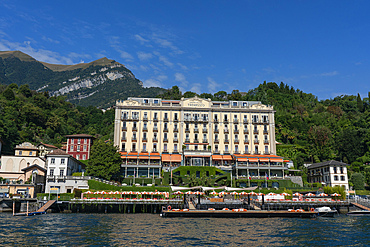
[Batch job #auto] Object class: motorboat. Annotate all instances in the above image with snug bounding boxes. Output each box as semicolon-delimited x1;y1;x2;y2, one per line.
347;210;370;216
314;206;338;217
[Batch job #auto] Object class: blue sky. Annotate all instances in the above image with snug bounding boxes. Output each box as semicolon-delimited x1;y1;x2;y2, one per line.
0;1;369;99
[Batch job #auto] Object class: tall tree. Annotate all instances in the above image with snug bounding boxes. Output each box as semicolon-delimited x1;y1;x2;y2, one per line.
86;140;122;181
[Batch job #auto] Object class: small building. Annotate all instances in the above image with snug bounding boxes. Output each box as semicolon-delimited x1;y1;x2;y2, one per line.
45;149;87;193
37;142;58;158
65;134;94;160
307;160;349;191
0;142;45;182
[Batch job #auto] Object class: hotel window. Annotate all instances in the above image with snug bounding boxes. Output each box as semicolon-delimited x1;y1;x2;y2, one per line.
84;138;87;143
76;155;80;160
193;113;199;121
203;145;207;150
333;167;337;173
61;159;65;164
60;170;64;176
154;112;158;120
255;146;258;154
224;114;228;121
234;124;238;130
245;146;249;153
235;145;238;152
244;134;248;140
174;123;178;130
144;99;149;104
164;133;168;140
194;145;198;150
224;124;228;131
254;125;258;132
164;113;168;119
143;133;147;139
265;146;268;153
186;144;189;150
215;134;218;140
214;114;218;121
174;133;178;140
133;133;137;140
77;145;80;152
50;169;54;176
194;123;198;130
225;145;229;152
225;134;228;140
215;145;218;151
29;151;32;156
235;134;238;140
132;112;139;119
185;113;191;121
154;99;159;104
83;154;86;160
83;144;86;151
340;167;344;174
78;139;81;144
341;176;345;181
19;151;22;155
122;121;126;129
133;122;137;129
203;123;207;129
186;123;189;129
174;113;178;120
334;175;338;181
244;115;247;121
233;102;237;106
215;124;218;130
253;115;258;123
143;143;146;151
174;144;178;152
153;144;157;152
264;135;268;141
164;144;167;152
254;135;258;141
164;123;168;130
203;133;207;140
122;112;128;119
144;112;148;119
194;134;198;141
122;143;125;151
51;158;55;164
132;143;136;151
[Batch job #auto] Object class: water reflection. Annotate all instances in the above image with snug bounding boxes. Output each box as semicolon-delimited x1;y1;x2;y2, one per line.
0;213;368;246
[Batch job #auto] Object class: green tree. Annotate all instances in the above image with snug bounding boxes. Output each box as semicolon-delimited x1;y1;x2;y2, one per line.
351;172;365;190
87;140;122;181
3;87;15;101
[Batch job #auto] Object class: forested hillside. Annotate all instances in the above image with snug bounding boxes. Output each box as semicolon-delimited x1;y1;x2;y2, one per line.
0;83;115;155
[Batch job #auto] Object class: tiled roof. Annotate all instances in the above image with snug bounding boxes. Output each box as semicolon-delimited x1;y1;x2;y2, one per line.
65;134;94;138
308;160;349;169
48;149;69;156
39;142;58;149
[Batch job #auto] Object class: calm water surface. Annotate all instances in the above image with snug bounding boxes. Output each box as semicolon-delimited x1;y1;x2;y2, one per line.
0;213;369;246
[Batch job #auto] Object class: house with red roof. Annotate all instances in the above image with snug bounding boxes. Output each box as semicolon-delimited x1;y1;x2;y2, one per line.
65;134;94;160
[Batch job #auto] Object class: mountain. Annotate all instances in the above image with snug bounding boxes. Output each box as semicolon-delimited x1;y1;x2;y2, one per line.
0;51;164;108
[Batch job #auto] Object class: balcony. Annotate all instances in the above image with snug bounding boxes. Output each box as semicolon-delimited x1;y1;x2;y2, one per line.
263;120;269;124
163;138;168;143
163;128;169;132
141;149;147;153
132;137;137;142
194;128;199;133
132;127;137;131
202;128;208;133
243;119;248;124
142;127;148;132
122;126;127;131
214;129;219;133
214;139;219;144
142;138;147;142
244;129;249;134
185;128;190;133
234;129;239;134
233;119;238;124
254;130;259;134
234;139;239;144
224;139;229;144
264;140;269;144
153;138;158;142
224;129;229;133
185;138;190;143
153;118;159;122
263;130;268;134
201;118;208;122
244;140;249;144
173;128;179;132
202;139;208;143
223;119;229;123
121;137;126;142
214;119;219;123
132;116;139;121
121;115;129;120
213;149;220;154
264;151;270;155
164;117;169;122
174;138;178;142
254;140;259;144
194;139;199;143
143;116;148;121
153;127;158;132
174;118;179;122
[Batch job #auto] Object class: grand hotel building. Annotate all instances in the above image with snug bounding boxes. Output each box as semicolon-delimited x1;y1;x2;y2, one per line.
114;97;287;180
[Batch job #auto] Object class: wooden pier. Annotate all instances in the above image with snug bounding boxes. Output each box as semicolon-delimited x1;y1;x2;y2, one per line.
13;200;56;216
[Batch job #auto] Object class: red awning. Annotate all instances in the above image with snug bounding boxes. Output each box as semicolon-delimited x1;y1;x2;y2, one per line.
212;155;223;160
248;158;258;162
259;158;270;162
161;154;171;162
270;158;283;162
222;155;232;161
171;154;182;162
237;158;248;162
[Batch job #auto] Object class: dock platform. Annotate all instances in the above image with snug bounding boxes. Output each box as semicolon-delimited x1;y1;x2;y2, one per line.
160;210;317;218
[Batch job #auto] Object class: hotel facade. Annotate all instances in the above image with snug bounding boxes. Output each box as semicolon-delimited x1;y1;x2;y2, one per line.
114;97;287;179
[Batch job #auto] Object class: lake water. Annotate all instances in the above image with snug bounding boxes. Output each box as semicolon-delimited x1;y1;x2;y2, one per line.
0;213;369;246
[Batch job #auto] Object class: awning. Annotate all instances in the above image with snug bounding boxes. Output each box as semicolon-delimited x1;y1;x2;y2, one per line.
248;158;258;162
212;155;223;160
150;155;161;160
222;155;232;161
119;152;127;155
259;158;270;162
138;154;149;160
270;158;283;162
237;158;248;162
185;155;210;157
171;154;182;162
161;154;171;162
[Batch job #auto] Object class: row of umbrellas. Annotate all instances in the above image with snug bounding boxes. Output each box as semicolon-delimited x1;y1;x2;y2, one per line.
84;191;170;196
293;192;341;197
